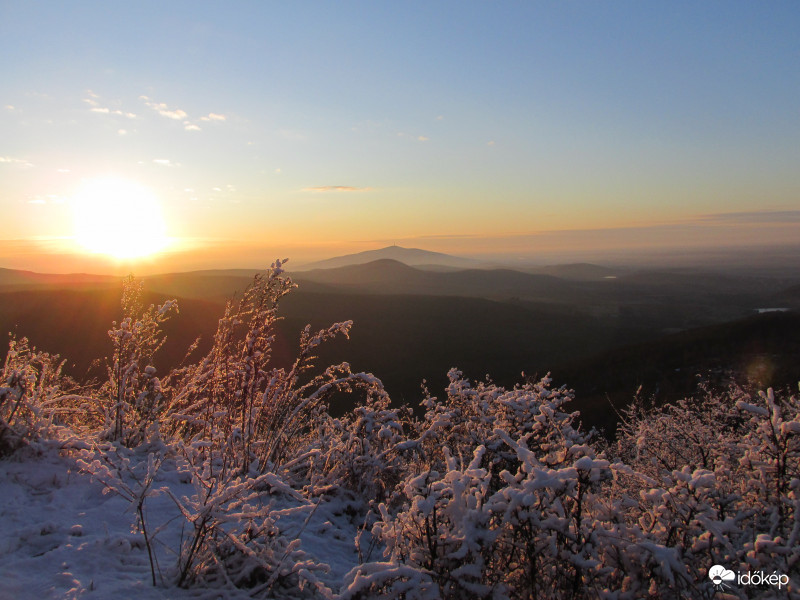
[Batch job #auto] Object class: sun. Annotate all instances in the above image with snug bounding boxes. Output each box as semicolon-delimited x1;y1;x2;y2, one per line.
72;177;169;260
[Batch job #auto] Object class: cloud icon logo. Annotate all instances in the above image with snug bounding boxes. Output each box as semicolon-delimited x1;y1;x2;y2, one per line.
709;565;736;589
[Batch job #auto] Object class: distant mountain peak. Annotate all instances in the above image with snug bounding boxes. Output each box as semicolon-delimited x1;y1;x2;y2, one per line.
297;246;478;271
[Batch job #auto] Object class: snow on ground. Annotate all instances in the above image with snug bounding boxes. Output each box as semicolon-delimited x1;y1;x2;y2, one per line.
0;444;363;599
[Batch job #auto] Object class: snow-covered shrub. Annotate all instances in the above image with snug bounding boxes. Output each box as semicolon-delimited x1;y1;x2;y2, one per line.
167;260;386;479
614;386;748;478
609;384;800;598
372;446;503;599
310;391;414;503
0;337;69;454
601;388;752;596
487;431;613;599
369;371;616;600
168;440;332;597
416;370;501;458
414;370;584;479
156;260;394;596
736;387;800;587
101;275;177;446
337;561;439;600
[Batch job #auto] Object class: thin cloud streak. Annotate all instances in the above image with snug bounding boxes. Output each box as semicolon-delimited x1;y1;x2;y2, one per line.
302;186;372;193
699;210;800;224
0;156;34;168
139;96;226;131
367;216;800;258
140;96;188;121
84;91;137;118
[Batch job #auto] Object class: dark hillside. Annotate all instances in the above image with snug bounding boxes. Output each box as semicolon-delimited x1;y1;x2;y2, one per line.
1;267;797;433
277;291;611;408
555;311;800;434
0;287;226;379
0;286;612;413
0;267;117;290
772;283;800;309
529;263;620;280
295;259;577;302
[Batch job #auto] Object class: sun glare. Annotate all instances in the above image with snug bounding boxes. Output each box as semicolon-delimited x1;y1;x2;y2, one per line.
72;177;169;260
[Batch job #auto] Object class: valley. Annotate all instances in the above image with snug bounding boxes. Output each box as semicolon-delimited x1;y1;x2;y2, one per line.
1;246;798;434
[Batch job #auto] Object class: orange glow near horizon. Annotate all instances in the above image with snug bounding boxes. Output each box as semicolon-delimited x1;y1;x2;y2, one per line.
71;177;170;260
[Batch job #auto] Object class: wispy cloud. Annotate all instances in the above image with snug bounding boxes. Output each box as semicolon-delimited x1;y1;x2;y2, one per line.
361;233;480;243
139;96;226;131
153;159;178;167
302;186;371;193
140;96;188;121
700;210;800;224
278;129;307;142
200;112;226;122
158;106;187;120
0;156;33;168
87;104;135;116
164;107;188;120
27;194;66;205
84;91;137;118
397;132;430;142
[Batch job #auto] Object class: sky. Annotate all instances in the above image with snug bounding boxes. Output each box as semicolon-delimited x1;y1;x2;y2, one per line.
1;1;799;273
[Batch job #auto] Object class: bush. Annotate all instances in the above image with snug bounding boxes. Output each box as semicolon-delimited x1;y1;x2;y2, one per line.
311;391;413;503
166;260;387;479
0;337;69;454
608;384;800;598
364;374;800;599
101;275;178;446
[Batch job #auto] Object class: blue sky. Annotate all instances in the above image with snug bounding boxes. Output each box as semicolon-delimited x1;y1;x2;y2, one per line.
1;1;798;272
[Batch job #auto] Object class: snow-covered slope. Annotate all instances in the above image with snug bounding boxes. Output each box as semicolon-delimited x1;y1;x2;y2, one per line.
0;444;363;600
